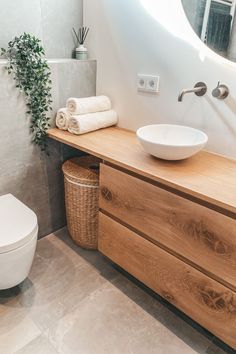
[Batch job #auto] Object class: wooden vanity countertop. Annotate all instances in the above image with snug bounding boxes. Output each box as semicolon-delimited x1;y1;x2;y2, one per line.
48;127;236;216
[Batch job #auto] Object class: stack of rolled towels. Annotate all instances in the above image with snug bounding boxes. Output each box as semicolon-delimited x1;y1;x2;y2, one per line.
56;96;118;135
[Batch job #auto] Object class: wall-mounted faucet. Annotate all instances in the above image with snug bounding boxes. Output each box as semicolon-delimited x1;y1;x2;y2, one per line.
178;82;207;102
212;82;229;100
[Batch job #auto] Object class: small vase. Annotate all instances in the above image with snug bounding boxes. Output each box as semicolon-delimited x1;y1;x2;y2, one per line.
76;45;88;60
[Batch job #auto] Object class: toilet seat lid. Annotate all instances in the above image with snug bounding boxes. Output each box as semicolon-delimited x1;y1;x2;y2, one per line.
0;194;38;253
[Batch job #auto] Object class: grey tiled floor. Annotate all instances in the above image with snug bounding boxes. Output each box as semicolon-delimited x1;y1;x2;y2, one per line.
0;228;235;354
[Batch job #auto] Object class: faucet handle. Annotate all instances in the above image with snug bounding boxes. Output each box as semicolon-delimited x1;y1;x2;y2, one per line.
212;82;229;100
194;82;207;96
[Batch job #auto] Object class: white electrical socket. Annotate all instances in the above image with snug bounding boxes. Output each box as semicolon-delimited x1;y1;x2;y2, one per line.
137;74;146;91
146;75;159;92
137;74;160;93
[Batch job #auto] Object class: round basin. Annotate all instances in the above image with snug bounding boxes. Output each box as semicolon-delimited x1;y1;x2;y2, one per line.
136;124;208;161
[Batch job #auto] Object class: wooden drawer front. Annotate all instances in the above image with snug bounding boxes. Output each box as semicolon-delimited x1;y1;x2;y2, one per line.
99;212;236;349
100;164;236;291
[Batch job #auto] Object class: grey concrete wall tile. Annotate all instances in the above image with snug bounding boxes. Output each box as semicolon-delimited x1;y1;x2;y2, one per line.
0;0;83;59
0;0;43;51
40;0;83;58
57;60;97;107
0;60;97;238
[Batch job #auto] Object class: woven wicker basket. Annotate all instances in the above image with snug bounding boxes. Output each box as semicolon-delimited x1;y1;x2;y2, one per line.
62;156;100;250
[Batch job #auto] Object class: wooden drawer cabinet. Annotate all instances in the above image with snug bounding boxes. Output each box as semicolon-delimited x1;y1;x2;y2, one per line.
100;164;236;291
48;127;236;349
99;212;236;349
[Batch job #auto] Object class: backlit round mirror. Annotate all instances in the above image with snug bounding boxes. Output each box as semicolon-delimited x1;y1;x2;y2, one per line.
181;0;236;62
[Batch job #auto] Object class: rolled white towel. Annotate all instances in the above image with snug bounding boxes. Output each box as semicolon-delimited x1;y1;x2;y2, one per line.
66;95;111;115
56;108;70;130
68;110;118;135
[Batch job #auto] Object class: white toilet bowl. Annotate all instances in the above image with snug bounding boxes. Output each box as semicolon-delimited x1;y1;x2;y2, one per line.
0;194;38;290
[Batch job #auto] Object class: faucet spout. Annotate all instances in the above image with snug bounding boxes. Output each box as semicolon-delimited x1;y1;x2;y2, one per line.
178;82;207;102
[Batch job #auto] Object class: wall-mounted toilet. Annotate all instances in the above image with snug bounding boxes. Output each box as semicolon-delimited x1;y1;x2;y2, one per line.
0;194;38;290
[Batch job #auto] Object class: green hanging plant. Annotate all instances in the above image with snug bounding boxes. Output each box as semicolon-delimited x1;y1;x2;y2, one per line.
1;33;52;152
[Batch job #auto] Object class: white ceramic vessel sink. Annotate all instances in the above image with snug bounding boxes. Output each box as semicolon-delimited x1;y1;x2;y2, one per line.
137;124;208;161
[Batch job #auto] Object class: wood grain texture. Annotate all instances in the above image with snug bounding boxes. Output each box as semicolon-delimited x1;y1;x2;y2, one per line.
100;164;236;291
99;212;236;349
48;127;236;215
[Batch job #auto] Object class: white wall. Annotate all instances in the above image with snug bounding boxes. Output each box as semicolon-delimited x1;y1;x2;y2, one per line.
84;0;236;159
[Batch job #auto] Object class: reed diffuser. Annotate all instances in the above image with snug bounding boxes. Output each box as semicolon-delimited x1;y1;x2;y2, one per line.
73;26;90;60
